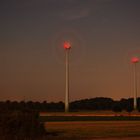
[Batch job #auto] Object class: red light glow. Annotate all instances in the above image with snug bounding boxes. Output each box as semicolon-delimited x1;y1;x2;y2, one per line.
63;41;71;50
131;56;139;63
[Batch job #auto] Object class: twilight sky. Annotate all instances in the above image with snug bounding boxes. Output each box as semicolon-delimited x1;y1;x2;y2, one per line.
0;0;140;102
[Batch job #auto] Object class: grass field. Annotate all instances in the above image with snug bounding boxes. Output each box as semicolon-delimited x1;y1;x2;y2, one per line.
45;121;140;140
40;115;140;122
40;111;140;122
41;111;140;139
40;110;140;117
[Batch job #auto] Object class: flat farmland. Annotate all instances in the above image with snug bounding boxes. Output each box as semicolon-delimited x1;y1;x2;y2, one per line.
40;111;140;122
41;111;140;139
45;121;140;140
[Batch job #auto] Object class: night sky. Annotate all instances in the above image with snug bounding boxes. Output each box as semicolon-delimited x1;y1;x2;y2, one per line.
0;0;140;102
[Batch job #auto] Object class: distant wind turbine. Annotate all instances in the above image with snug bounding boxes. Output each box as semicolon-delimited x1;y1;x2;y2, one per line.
63;41;71;112
131;56;139;110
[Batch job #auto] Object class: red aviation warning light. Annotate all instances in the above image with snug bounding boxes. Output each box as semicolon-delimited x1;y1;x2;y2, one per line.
131;56;139;63
63;41;71;50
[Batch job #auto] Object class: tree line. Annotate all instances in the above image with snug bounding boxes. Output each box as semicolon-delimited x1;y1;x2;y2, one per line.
0;97;140;113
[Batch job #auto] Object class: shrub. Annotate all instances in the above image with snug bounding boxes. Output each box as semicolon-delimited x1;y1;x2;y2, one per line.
0;109;46;140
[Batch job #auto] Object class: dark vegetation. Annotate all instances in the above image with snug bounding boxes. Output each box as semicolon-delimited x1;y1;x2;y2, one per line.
0;97;140;139
0;97;140;113
0;109;46;140
71;97;140;113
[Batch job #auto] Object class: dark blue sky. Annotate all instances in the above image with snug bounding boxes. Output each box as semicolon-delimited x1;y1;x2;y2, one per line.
0;0;140;102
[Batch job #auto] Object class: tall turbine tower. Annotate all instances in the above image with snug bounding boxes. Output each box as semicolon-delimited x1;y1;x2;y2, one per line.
131;56;139;110
63;41;71;112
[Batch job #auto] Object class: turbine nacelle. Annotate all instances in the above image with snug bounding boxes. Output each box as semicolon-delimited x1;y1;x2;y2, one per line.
63;41;71;50
131;56;139;63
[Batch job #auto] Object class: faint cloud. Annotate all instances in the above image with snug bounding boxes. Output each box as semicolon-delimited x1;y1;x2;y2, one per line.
59;7;90;21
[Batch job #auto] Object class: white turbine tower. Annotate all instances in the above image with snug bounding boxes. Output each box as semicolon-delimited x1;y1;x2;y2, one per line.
131;56;139;110
63;41;71;112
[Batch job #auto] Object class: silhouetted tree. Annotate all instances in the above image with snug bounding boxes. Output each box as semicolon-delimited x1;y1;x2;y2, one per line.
112;102;122;115
0;109;46;140
70;97;114;111
125;98;134;115
137;97;140;112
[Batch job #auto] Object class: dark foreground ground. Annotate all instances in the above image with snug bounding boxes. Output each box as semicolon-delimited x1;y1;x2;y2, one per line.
45;121;140;140
41;111;140;140
95;138;140;140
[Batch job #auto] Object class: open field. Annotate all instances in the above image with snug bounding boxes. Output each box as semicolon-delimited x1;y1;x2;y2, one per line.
40;111;140;122
45;121;140;140
40;115;140;122
40;110;140;117
40;111;140;139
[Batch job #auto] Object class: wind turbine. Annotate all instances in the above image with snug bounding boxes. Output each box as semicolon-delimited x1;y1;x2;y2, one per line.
63;41;71;112
131;56;139;110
